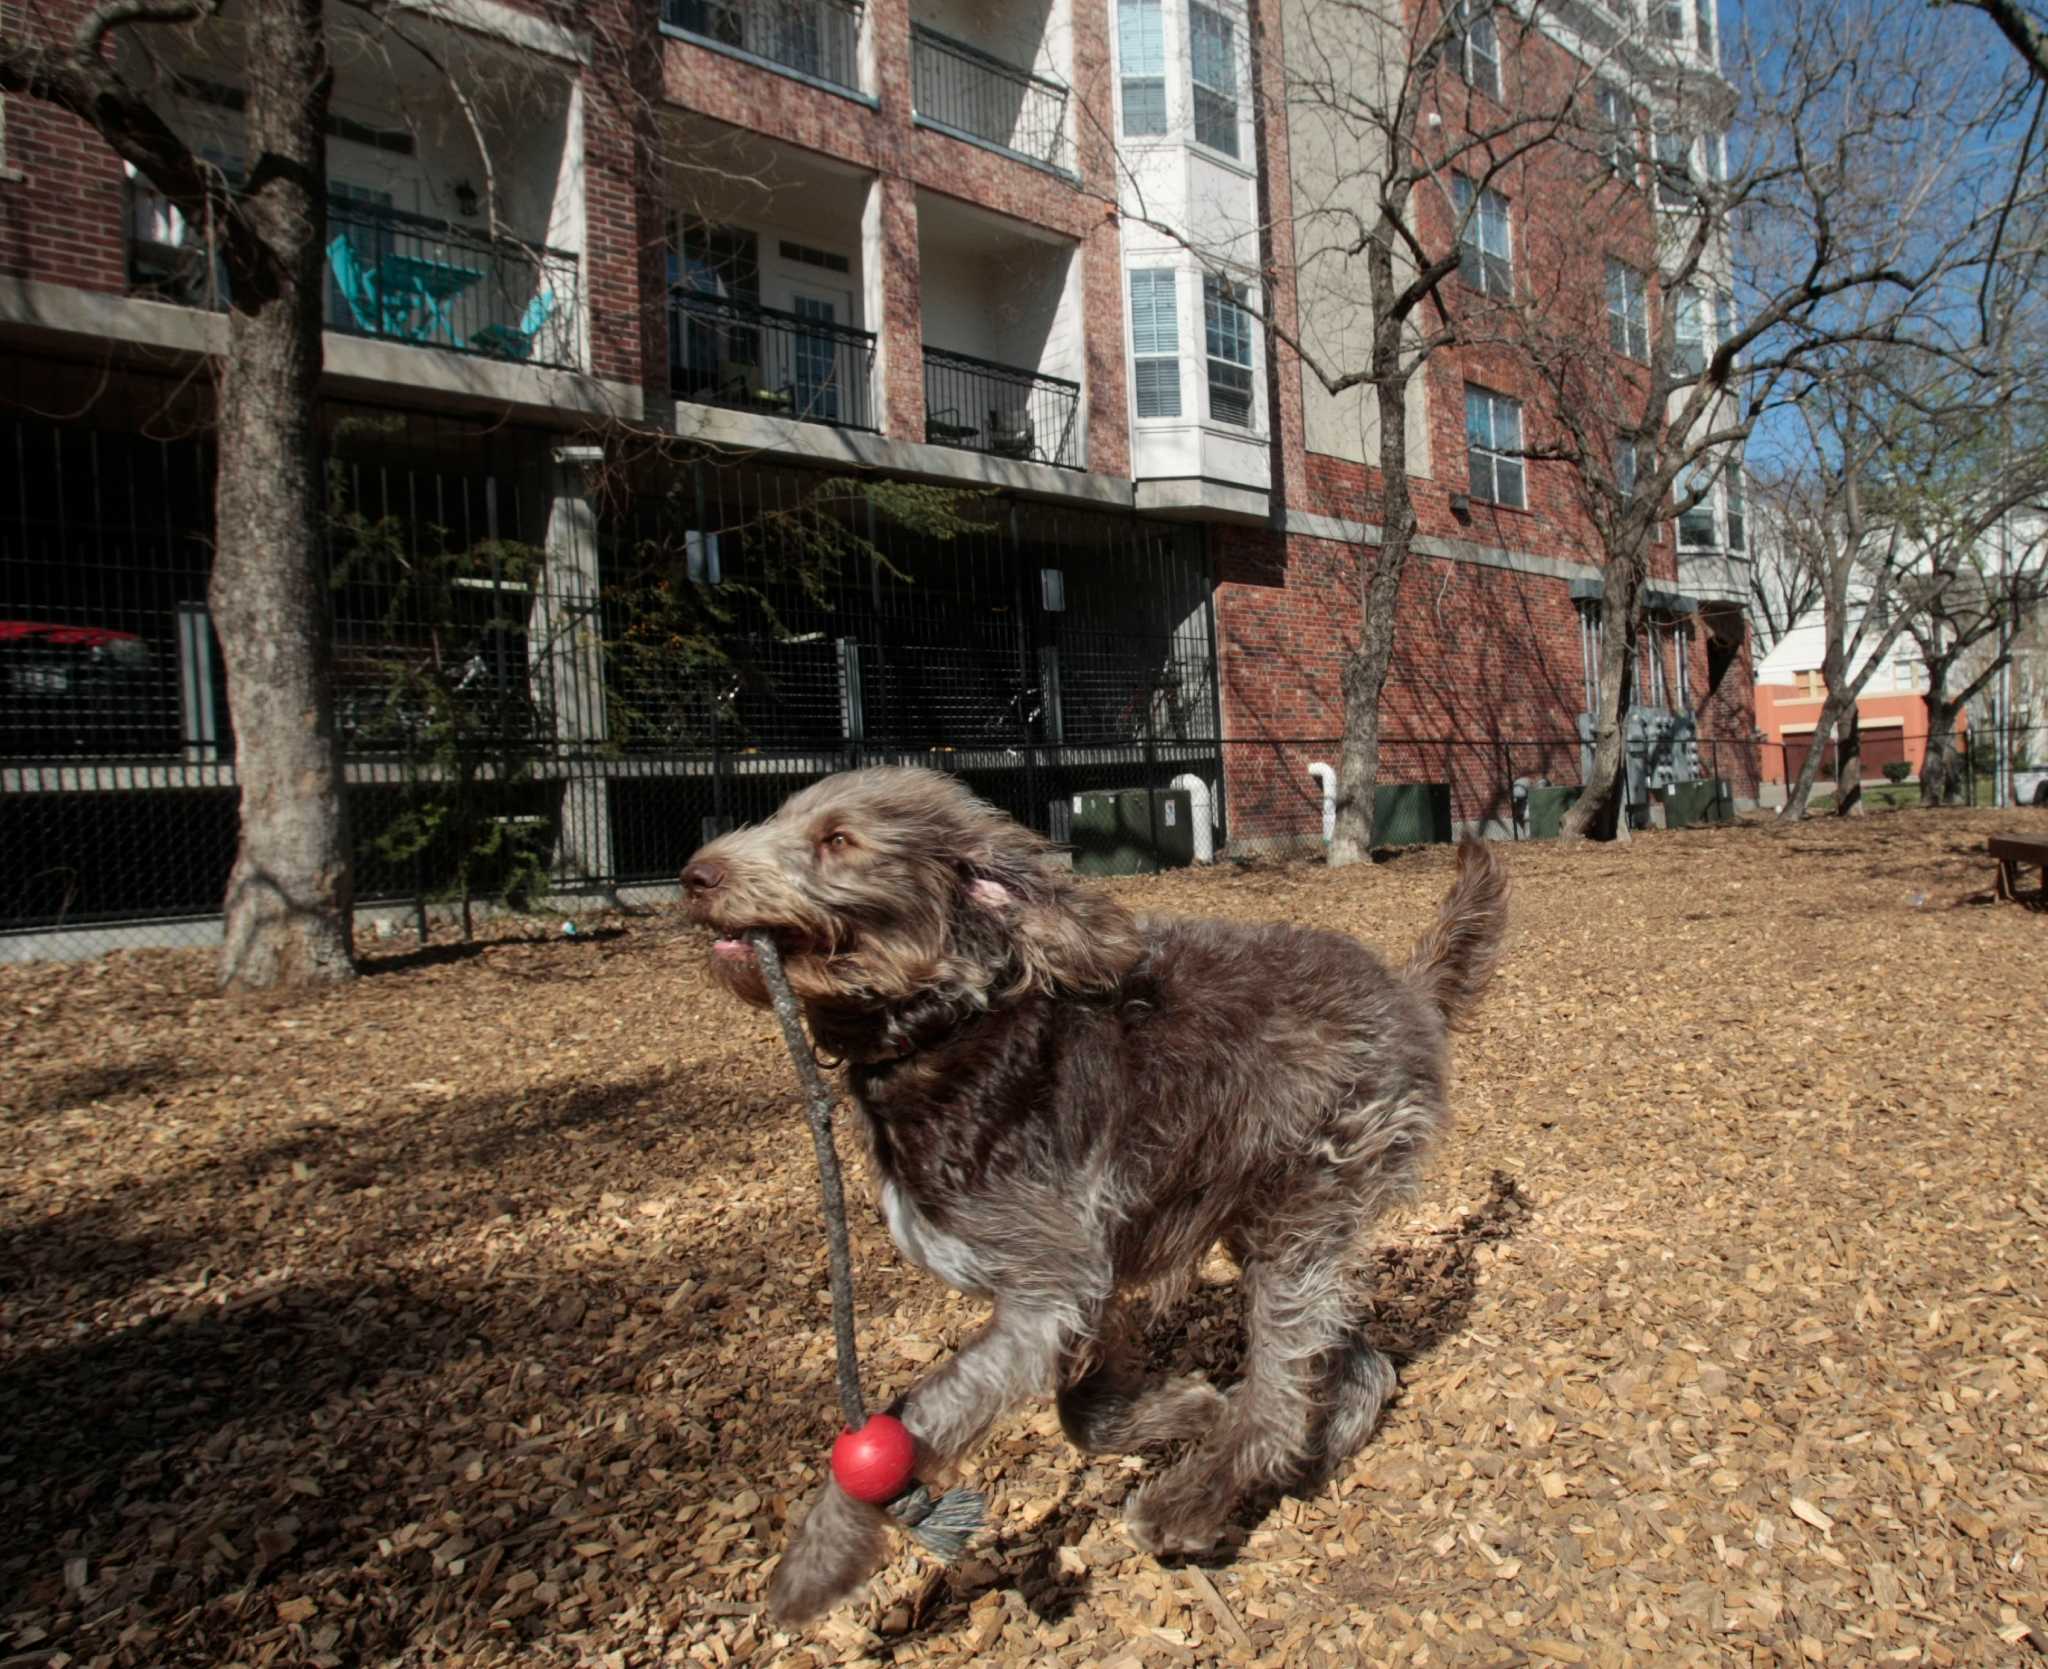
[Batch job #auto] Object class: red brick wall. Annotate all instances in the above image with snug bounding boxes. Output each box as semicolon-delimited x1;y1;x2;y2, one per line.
660;2;1130;468
0;91;129;295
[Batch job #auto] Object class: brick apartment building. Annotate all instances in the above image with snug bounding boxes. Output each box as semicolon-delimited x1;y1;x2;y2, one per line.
0;0;1757;944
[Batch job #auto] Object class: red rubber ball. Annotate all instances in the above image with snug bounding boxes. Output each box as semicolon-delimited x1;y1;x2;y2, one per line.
831;1414;917;1504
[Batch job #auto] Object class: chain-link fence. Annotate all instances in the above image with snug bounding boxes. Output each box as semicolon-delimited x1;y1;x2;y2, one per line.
1754;723;2048;810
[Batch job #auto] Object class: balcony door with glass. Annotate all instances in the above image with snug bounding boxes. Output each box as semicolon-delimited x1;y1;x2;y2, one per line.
789;283;852;423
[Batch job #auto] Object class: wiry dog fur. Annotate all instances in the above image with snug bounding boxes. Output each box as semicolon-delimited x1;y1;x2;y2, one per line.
682;767;1508;1623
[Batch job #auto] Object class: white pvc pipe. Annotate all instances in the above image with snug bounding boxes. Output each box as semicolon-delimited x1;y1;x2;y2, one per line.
1169;773;1215;863
1308;762;1336;844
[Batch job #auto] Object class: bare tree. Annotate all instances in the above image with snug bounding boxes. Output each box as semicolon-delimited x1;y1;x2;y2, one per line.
1934;0;2048;83
1099;0;1606;863
1748;495;1822;657
1491;0;2033;838
1761;354;2048;820
3;0;353;986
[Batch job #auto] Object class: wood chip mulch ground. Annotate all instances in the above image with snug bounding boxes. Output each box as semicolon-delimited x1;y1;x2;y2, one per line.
3;809;2045;1669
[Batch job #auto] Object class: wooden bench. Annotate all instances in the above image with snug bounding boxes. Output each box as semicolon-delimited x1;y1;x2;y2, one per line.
1990;836;2048;902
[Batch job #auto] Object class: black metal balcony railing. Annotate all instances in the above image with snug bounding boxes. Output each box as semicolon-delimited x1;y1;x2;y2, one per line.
922;345;1081;469
664;0;864;95
671;289;878;432
127;186;583;371
911;24;1071;174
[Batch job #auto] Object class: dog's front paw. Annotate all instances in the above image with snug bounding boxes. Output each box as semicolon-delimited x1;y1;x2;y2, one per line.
1123;1471;1228;1558
768;1480;892;1624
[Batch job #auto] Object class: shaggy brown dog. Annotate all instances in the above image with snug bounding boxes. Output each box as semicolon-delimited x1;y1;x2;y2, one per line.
682;767;1508;1622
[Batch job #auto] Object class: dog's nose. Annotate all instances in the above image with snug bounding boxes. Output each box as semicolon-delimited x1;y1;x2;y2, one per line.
682;858;726;895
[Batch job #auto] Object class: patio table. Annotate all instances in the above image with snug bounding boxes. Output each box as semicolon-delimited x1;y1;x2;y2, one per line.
373;252;485;346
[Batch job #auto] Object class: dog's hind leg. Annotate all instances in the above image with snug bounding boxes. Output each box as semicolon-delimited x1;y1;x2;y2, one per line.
1304;1325;1397;1487
1058;1307;1225;1454
1123;1234;1354;1557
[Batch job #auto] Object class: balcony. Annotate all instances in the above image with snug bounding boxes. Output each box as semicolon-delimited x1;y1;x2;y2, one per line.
670;289;877;431
911;23;1071;174
923;346;1080;468
127;193;583;373
663;0;865;97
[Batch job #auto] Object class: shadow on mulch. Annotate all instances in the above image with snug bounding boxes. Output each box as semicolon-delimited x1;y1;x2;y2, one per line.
358;926;629;977
5;1052;194;1124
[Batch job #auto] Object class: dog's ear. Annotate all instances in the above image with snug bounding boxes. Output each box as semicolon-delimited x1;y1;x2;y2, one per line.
960;827;1143;998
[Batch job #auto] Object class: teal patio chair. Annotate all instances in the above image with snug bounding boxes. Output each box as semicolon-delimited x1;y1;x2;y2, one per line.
325;233;390;335
470;289;558;361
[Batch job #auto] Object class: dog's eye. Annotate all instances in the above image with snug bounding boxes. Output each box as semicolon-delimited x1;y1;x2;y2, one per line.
820;831;850;854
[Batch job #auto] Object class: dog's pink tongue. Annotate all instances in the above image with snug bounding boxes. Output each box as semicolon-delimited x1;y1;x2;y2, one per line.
712;937;755;962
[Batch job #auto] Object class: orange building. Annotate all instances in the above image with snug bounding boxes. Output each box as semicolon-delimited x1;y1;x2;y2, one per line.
1752;610;1960;781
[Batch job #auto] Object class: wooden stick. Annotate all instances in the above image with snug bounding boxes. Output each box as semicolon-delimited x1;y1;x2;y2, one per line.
748;931;867;1432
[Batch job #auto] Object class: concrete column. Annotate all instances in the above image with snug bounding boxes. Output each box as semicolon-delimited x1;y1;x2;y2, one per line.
533;446;614;890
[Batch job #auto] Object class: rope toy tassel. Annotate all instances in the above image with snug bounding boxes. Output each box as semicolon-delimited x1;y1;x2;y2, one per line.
748;933;986;1562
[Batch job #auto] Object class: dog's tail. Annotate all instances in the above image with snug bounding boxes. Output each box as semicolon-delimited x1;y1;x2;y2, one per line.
1405;837;1509;1030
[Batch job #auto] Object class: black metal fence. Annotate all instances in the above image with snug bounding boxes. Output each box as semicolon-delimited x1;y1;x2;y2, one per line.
669;290;878;431
129;186;582;372
663;0;864;93
911;23;1072;173
922;346;1082;468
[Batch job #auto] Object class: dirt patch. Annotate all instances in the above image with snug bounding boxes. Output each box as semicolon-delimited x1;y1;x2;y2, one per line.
2;808;2045;1667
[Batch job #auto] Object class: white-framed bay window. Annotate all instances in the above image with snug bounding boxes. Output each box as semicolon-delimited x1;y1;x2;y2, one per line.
1130;267;1182;419
1118;0;1168;137
1189;2;1243;158
1203;271;1255;426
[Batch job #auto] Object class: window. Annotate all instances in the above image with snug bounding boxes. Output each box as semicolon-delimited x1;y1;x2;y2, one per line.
1118;0;1168;137
1465;384;1524;508
1596;84;1637;180
1606;260;1648;359
1450;0;1502;100
1204;273;1255;427
1130;268;1181;418
1190;4;1240;156
1672;623;1694;707
1616;435;1640;498
780;240;850;274
1673;285;1705;377
1724;464;1746;550
1677;464;1717;547
1655;128;1696;208
1694;0;1716;57
1452;176;1513;297
1657;0;1686;40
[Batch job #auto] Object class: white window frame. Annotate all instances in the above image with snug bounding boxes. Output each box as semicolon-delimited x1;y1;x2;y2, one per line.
1450;0;1503;100
1724;463;1746;551
1452;175;1513;298
1677;462;1719;548
1616;435;1641;499
1596;84;1636;182
1188;2;1242;159
1606;259;1648;359
1129;266;1182;420
1117;0;1169;139
1465;383;1525;508
1694;0;1717;59
1655;127;1697;209
1203;271;1257;429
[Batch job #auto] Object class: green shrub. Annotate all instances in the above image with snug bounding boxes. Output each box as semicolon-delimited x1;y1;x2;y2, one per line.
1882;760;1913;784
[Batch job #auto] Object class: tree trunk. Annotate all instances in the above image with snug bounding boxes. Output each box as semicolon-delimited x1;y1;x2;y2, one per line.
1920;687;1965;804
1831;704;1865;815
1561;519;1650;841
209;0;353;988
1779;689;1856;819
1328;231;1413;868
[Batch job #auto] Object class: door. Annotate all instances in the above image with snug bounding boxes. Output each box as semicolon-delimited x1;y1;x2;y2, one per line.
789;283;854;423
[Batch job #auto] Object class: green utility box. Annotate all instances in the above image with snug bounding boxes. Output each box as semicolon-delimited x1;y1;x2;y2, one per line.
1664;778;1733;829
1522;785;1582;840
1375;783;1454;846
1069;787;1197;876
